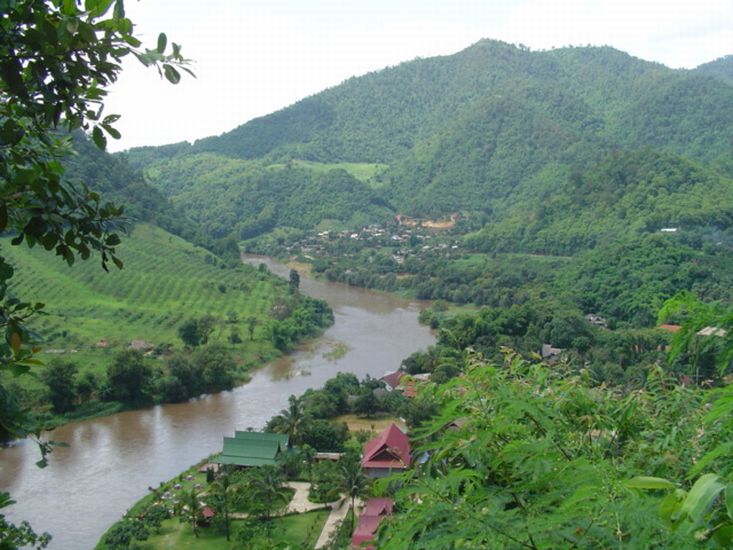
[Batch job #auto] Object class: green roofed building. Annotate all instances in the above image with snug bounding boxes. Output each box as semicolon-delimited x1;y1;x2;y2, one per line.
213;431;290;467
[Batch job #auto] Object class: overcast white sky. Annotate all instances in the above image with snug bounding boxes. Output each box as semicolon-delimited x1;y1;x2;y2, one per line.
105;0;733;151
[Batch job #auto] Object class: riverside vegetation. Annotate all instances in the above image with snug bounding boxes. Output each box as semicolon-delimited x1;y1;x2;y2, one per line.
1;221;332;432
130;41;733;365
101;292;733;548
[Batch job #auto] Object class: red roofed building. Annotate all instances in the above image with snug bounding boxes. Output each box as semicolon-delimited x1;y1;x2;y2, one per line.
381;370;405;391
351;498;394;549
362;423;410;478
363;497;394;516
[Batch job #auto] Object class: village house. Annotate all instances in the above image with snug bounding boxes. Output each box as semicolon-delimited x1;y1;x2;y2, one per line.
381;371;431;399
696;326;728;337
362;423;410;478
381;370;405;391
585;314;608;328
128;339;154;351
351;497;394;549
212;431;289;468
541;344;564;363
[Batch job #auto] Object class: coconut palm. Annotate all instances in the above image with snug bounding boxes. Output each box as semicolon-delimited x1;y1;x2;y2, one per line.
269;395;306;445
176;487;203;538
206;471;245;541
246;466;291;520
338;456;370;532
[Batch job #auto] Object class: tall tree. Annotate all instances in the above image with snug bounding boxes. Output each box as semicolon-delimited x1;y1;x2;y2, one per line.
338;456;370;533
289;269;300;291
41;360;78;414
268;395;306;445
106;350;152;405
206;471;244;541
245;466;291;520
176;488;203;538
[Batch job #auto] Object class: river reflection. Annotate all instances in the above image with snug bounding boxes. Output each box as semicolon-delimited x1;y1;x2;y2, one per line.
0;257;434;549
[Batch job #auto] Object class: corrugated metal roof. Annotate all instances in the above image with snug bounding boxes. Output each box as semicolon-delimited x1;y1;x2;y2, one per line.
212;431;288;467
234;431;289;446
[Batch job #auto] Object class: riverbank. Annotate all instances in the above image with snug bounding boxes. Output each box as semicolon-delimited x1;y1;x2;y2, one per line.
95;458;333;549
0;256;434;550
95;366;412;549
3;288;331;439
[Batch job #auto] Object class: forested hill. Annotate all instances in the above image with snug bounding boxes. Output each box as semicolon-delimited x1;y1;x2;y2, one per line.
125;40;733;240
188;41;732;168
63;133;210;250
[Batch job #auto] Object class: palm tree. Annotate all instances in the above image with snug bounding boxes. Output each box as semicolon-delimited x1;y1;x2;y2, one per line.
269;395;305;445
176;487;203;538
206;471;245;541
338;457;370;532
246;466;291;520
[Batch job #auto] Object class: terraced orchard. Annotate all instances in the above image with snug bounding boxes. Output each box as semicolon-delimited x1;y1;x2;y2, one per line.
1;224;303;395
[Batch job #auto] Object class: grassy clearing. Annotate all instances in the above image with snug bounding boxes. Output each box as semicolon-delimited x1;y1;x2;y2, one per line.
274;509;330;547
272;160;389;184
139;509;330;549
140;521;229;550
334;413;406;433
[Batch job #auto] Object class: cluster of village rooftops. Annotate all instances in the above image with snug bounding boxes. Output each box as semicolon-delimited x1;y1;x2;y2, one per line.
210;421;410;549
204;365;497;547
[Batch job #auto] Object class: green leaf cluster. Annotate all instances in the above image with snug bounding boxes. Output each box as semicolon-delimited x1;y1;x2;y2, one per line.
376;352;727;548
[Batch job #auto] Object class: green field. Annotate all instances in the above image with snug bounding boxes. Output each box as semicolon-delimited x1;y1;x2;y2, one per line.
286;159;388;186
5;223;280;347
2;223;292;403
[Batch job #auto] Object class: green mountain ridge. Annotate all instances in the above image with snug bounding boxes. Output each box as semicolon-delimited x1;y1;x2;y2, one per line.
126;40;733;242
119;40;733;325
694;54;733;84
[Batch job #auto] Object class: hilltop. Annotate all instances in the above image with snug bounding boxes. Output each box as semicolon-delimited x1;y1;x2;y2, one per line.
127;40;733;238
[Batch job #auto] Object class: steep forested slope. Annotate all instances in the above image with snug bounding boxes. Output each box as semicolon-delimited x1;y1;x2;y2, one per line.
466;149;733;255
64;133;205;246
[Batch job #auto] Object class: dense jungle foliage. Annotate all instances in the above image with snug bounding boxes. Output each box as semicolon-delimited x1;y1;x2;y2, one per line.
369;293;733;548
128;40;733;231
376;351;733;549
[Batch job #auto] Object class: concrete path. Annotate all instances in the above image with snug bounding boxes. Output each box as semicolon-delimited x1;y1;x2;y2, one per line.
314;497;361;549
229;481;322;519
224;481;353;549
285;481;324;514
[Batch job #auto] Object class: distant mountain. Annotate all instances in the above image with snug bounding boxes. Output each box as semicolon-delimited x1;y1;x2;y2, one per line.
126;40;733;242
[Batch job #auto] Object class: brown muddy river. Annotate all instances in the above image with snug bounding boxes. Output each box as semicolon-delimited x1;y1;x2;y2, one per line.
0;256;434;549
